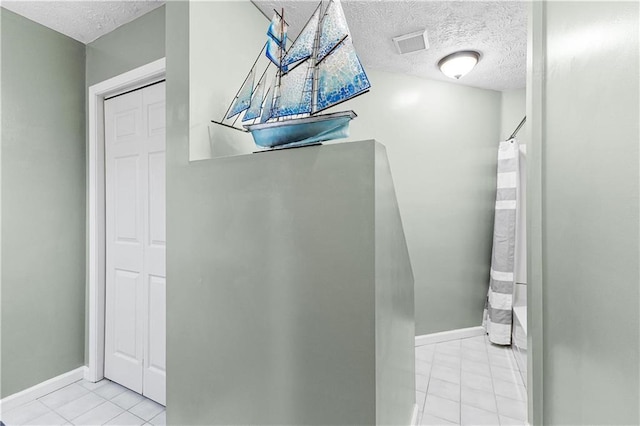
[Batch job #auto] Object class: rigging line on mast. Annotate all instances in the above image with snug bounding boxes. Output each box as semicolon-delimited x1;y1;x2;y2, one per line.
220;41;267;122
276;7;285;122
310;1;324;114
281;2;322;68
271;8;289;28
315;34;349;66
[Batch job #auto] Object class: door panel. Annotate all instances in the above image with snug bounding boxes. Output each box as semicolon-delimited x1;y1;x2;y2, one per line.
105;82;165;405
141;82;166;405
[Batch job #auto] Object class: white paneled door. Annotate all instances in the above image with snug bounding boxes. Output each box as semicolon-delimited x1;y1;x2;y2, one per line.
104;82;166;405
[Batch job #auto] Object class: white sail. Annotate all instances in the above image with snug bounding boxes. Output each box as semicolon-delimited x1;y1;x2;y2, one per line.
315;39;370;113
317;0;350;62
242;76;266;122
272;62;313;118
282;5;320;68
226;67;255;119
260;78;276;123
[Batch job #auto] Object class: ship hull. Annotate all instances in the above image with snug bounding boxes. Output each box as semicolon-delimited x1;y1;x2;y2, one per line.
244;111;357;148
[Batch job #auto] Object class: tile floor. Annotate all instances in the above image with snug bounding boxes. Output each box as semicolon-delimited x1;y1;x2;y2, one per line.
3;336;524;426
1;379;165;426
415;335;527;425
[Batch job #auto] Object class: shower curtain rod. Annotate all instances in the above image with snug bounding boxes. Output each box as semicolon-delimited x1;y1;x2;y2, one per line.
508;116;526;140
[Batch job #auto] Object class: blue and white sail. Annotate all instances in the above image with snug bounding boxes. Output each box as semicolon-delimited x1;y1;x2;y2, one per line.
315;38;370;112
317;0;350;62
266;11;288;69
226;67;255;119
282;5;320;69
242;75;266;122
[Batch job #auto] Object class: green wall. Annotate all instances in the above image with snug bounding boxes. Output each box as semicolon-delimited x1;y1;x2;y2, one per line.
85;5;165;87
344;71;501;335
529;1;639;423
189;0;502;336
1;9;86;397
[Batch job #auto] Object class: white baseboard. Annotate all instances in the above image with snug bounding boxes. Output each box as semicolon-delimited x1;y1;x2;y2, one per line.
410;403;419;425
0;366;87;413
415;326;485;346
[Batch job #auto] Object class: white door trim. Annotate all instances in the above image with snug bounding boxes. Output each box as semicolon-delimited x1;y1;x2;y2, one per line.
87;58;166;383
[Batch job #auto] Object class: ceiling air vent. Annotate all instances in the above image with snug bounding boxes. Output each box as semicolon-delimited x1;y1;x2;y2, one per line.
393;30;429;55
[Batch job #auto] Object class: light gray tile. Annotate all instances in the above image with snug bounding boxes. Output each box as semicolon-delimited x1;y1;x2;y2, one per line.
427;378;460;402
433;352;460;369
416;359;433;376
129;399;164;422
499;414;527;425
461;348;489;363
56;392;106;421
461;386;497;413
492;378;526;402
460;404;500;425
430;364;460;385
104;411;145;426
416;373;430;393
79;380;108;392
92;381;128;400
40;384;90;410
439;340;461;349
461;359;491;378
111;390;145;410
71;401;124;425
25;410;68;426
416;345;436;362
461;370;494;393
496;396;527;421
2;400;52;425
148;411;166;426
461;336;486;351
416;390;427;411
424;394;460;424
420;412;456;425
435;342;461;357
490;365;523;385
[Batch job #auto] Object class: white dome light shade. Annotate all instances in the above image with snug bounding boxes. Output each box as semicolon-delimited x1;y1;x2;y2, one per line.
438;51;480;79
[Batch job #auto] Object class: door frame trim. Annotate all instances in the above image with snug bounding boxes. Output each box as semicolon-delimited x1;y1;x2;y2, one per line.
87;58;166;383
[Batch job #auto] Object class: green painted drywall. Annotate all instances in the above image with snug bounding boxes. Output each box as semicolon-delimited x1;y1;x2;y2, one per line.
85;5;165;87
529;2;639;424
191;1;502;335
344;71;501;335
165;1;190;418
1;8;86;398
188;0;501;336
374;142;415;425
167;4;414;423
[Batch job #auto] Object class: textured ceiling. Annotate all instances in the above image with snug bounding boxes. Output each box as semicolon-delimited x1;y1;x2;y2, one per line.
254;1;527;91
1;0;165;44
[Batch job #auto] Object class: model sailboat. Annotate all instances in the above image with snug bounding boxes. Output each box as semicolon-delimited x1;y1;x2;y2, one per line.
212;0;371;149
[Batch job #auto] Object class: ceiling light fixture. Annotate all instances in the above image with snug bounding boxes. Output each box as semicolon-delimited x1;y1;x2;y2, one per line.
438;51;481;80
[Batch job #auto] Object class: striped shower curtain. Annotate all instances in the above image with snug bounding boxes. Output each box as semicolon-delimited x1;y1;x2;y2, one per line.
483;140;520;345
